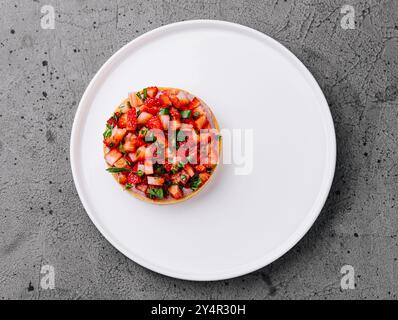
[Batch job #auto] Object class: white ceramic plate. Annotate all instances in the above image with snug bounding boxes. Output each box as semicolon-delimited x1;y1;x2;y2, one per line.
70;20;336;281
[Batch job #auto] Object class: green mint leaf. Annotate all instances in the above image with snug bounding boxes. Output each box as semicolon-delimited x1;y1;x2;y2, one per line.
137;170;144;177
148;188;164;199
103;124;113;139
180;110;191;119
176;130;186;142
106;167;131;173
177;162;185;169
191;174;202;190
159;108;170;115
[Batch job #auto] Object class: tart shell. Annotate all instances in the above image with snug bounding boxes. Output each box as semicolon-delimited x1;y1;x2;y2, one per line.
104;88;221;205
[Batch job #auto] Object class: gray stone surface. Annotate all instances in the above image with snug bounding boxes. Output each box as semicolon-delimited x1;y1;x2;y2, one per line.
1;0;398;300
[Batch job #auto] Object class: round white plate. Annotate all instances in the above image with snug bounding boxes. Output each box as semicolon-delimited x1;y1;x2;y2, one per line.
70;20;336;281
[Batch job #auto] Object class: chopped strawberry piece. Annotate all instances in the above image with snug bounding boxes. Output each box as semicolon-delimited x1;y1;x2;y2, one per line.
144;97;162;107
117;113;128;128
171;170;189;186
169;107;181;120
168;185;183;199
159;94;172;106
104;128;126;148
114;157;128;168
118;172;128;185
146;87;158;98
107;118;117;127
136;184;148;193
103;138;113;147
192;106;205;117
126;108;137;131
128;146;146;162
132;161;144;172
144;160;154;175
184;164;195;177
146;116;163;130
129;92;143;108
105;149;123;166
164;163;173;172
124;134;143;153
159;115;170;130
195;164;206;173
171;92;190;109
123;141;135;153
127;172;142;185
179;100;190;110
169;96;178;107
141;105;160;116
147;176;165;186
199;172;210;183
195;115;208;130
164;88;179;96
137;112;153;124
188;97;201;110
137;139;146;147
107;113;119;127
169;120;181;131
170;96;185;109
181;119;196;128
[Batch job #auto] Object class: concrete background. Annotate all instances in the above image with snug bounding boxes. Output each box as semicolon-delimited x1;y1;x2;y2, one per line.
1;0;398;300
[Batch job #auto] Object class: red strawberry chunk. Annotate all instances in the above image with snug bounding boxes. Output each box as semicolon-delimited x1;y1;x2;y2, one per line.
127;172;142;185
105;149;123;166
168;185;183;199
195;115;208;130
146;116;163;130
181;119;196;127
126;108;137;131
169;107;181;120
159;94;172;106
132;161;144;172
124;134;143;153
118;172;128;185
195;164;206;173
163;163;173;172
171;96;190;110
146;87;158;98
117;113;128;128
170;96;181;109
141;105;160;116
144;97;162;107
107;114;119;127
199;172;210;183
188;97;201;109
103;138;112;147
136;184;148;193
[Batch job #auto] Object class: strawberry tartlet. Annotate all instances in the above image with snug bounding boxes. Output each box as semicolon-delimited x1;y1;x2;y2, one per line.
103;87;221;204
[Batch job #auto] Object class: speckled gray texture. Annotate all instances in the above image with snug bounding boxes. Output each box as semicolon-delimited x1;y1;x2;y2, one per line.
1;0;398;300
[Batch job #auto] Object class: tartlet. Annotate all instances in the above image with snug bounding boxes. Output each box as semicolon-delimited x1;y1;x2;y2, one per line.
103;86;221;204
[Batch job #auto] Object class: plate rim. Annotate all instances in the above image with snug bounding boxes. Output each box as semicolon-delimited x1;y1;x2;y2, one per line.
70;19;336;281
